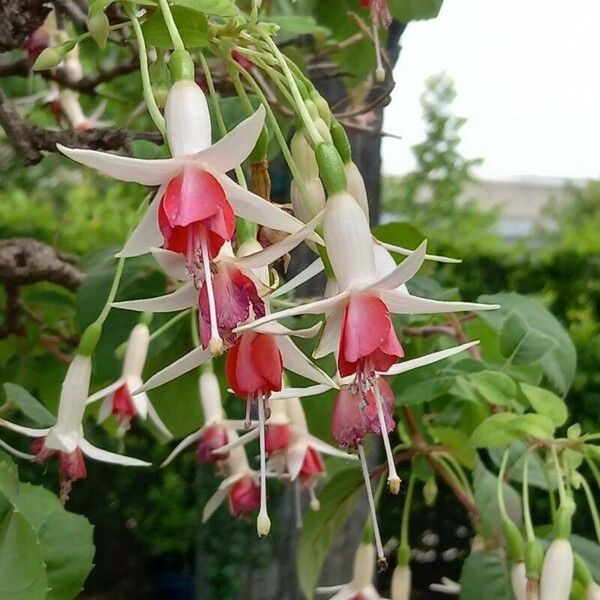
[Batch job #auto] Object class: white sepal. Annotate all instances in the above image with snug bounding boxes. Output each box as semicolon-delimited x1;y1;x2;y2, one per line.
199;372;224;424
511;562;527;600
540;539;573;600
352;543;376;590
123;324;150;378
344;161;370;220
391;565;411;600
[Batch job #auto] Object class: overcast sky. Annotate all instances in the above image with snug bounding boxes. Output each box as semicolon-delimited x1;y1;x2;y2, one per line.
381;0;600;181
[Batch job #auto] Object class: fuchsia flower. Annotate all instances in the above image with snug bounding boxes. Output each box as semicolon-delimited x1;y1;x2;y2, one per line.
359;0;392;28
0;355;149;501
86;323;171;437
331;378;394;450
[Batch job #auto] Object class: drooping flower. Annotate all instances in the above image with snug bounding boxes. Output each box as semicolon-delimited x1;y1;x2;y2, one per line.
111;214;322;354
0;355;149;501
57;79;317;261
315;542;390;600
86;323;171;438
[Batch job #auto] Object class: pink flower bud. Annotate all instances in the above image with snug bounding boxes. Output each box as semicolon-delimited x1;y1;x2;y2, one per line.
229;475;260;517
196;425;229;463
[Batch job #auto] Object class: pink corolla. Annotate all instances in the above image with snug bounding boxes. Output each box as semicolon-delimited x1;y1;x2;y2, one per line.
86;323;171;438
0;355;149;501
57;79;315;263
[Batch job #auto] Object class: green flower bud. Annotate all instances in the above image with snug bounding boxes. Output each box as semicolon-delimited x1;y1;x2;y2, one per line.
86;12;109;49
502;518;525;562
315;142;347;197
309;89;331;125
304;99;319;121
169;49;195;81
330;119;352;164
554;505;573;539
32;45;69;71
525;539;545;578
423;477;438;507
79;322;102;356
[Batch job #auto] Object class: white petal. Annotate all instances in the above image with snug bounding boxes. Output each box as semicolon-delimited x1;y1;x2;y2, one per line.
380;290;501;315
380;342;479;376
235;292;348;334
366;240;427;291
126;377;148;419
112;282;196;313
271;258;324;299
202;473;245;522
304;433;355;461
151;248;189;281
217;175;322;241
313;305;343;360
165;79;211;157
191;106;265;173
276;336;336;386
287;441;308;481
214;428;259;455
160;427;206;467
314;584;346;594
270;384;334;400
87;379;123;404
251;321;322;339
79;438;151;466
117;185;164;258
145;400;173;440
98;396;112;423
379;240;461;264
57;145;184;185
235;212;324;270
0;439;34;461
0;418;49;438
139;346;212;392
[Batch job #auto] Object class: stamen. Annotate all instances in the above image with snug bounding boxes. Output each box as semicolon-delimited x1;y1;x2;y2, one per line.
245;401;252;429
199;233;223;355
373;377;401;494
372;23;385;82
309;487;320;511
256;395;271;536
212;427;259;456
358;445;386;567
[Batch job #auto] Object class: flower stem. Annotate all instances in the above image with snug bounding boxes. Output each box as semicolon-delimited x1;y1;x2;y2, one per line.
358;444;385;566
400;472;416;548
522;451;535;543
157;0;185;51
550;445;567;507
579;474;600;544
126;6;166;135
498;449;511;522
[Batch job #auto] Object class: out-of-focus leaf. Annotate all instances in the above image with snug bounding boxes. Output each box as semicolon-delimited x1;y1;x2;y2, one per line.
519;383;567;427
269;15;327;36
297;467;364;598
389;0;444;22
171;0;239;16
2;384;56;427
394;376;454;406
478;293;576;395
459;550;513;600
428;426;476;468
468;371;517;407
141;6;208;48
469;413;519;448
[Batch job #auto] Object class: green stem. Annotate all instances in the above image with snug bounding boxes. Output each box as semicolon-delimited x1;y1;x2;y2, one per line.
585;456;600;489
259;32;323;146
550;445;568;506
523;451;535;543
498;449;511;522
579;475;600;544
190;306;200;347
400;473;416;547
157;0;185;51
127;6;166;135
442;453;473;496
149;309;191;343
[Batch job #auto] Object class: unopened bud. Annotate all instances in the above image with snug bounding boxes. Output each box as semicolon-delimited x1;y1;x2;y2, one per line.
423;477;437;506
87;13;109;48
540;539;573;600
33;45;68;71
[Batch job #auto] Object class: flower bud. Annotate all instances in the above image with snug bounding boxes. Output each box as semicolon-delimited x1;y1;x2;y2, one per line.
315;142;347;196
32;45;69;71
290;178;326;224
229;475;260;517
423;477;437;506
86;12;109;49
511;562;527;600
123;324;150;378
310;90;331;125
391;565;411;600
344;161;370;219
353;543;375;590
290;130;319;180
502;518;525;562
196;425;229;463
540;539;574;600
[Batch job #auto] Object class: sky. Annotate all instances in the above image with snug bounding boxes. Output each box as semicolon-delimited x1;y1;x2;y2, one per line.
381;0;600;181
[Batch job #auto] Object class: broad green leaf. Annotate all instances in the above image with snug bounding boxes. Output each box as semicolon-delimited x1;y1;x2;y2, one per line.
519;383;567;427
141;7;208;48
469;413;519;448
459;550;513;600
171;0;239;16
0;511;48;600
468;371;517;407
269;15;326;35
568;535;600;581
2;384;56;427
512;414;555;440
478;293;576;395
394;376;454;406
499;310;556;365
389;0;444;21
297;467;364;598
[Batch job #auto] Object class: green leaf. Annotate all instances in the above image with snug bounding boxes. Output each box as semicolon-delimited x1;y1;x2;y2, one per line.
3;384;56;427
478;293;576;395
459;550;513;600
372;221;426;252
394;376;454;406
170;0;239;16
468;371;517;407
269;15;326;35
500;310;556;365
0;511;48;600
428;426;476;469
469;413;519;448
297;467;364;598
141;6;208;48
569;535;600;581
512;413;555;440
519;383;567;427
389;0;444;22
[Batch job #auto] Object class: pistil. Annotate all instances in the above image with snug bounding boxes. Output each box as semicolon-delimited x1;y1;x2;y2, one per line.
256;394;271;535
200;233;223;355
